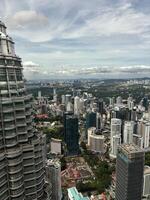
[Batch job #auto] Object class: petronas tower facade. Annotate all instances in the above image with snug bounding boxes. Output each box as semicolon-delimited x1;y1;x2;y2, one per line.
0;21;47;200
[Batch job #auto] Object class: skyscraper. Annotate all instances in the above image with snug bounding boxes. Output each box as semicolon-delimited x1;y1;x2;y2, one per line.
123;121;134;144
115;144;144;200
64;113;79;155
0;21;46;199
110;118;121;158
46;159;62;200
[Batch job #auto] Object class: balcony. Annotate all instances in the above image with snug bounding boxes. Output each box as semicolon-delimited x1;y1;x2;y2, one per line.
4;124;15;130
23;165;35;174
8;164;22;174
7;157;22;166
23;158;34;166
24;179;36;188
10;185;24;198
5;132;16;139
25;186;36;196
9;172;23;181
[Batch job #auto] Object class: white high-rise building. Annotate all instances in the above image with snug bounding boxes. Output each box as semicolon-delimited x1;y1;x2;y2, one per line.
123;121;134;144
88;128;105;153
111;118;122;138
51;138;62;154
110;135;121;158
66;101;73;112
65;94;72;105
133;134;143;149
110;118;121;159
46;159;62;200
53;88;57;102
74;96;80;116
116;96;122;105
143;166;150;197
143;123;150;148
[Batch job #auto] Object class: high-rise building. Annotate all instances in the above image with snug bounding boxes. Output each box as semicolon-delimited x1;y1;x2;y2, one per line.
143;166;150;197
123;121;134;144
111;118;122;138
96;113;102;130
86;111;96;130
46;159;62;200
87;128;105;153
115;144;144;200
110;135;121;158
143;122;150;148
0;21;46;199
74;96;80;116
64;113;79;155
110;118;121;158
97;98;104;114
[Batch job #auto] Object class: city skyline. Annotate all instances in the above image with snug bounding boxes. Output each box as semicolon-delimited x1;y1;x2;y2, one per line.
1;0;150;79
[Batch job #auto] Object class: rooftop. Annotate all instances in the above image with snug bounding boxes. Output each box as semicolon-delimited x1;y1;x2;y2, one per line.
119;144;144;159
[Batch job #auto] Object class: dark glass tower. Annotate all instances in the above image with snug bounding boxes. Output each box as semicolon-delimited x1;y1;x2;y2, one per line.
0;21;46;199
115;144;144;200
64;113;79;155
86;112;96;129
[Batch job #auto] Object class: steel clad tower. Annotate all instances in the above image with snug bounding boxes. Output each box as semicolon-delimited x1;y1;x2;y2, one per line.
115;144;144;200
0;21;46;200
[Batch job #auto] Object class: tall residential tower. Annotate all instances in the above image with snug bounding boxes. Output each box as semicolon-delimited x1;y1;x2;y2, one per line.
0;21;46;200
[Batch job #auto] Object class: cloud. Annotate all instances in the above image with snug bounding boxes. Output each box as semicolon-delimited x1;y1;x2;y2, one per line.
8;10;49;29
22;61;150;79
1;0;150;73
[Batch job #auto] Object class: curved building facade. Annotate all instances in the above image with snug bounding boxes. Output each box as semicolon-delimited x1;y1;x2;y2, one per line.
0;21;46;200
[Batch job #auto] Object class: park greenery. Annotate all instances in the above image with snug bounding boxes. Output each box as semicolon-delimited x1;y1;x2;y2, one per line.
77;142;113;194
42;126;64;143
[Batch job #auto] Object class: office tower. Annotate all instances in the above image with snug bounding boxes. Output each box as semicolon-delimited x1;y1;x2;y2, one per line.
0;21;46;199
143;166;150;197
46;159;62;200
79;98;85;114
53;88;57;102
116;96;122;105
109;97;115;107
133;134;143;148
115;144;144;200
127;96;134;110
96;113;101;130
68;187;89;200
66;101;73;112
110;135;121;158
88;128;105;153
110;118;121;158
74;96;80;116
64;113;79;155
142;97;149;111
61;95;65;104
123;121;134;144
131;107;137;121
51;138;62;154
86;111;96;130
111;118;121;137
38;90;42;98
143;122;150;148
65;94;71;105
97;98;104;114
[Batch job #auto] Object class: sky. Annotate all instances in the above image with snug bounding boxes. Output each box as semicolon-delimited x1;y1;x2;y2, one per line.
1;0;150;79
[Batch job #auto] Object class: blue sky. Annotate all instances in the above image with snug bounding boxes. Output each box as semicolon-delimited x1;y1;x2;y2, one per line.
1;0;150;79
